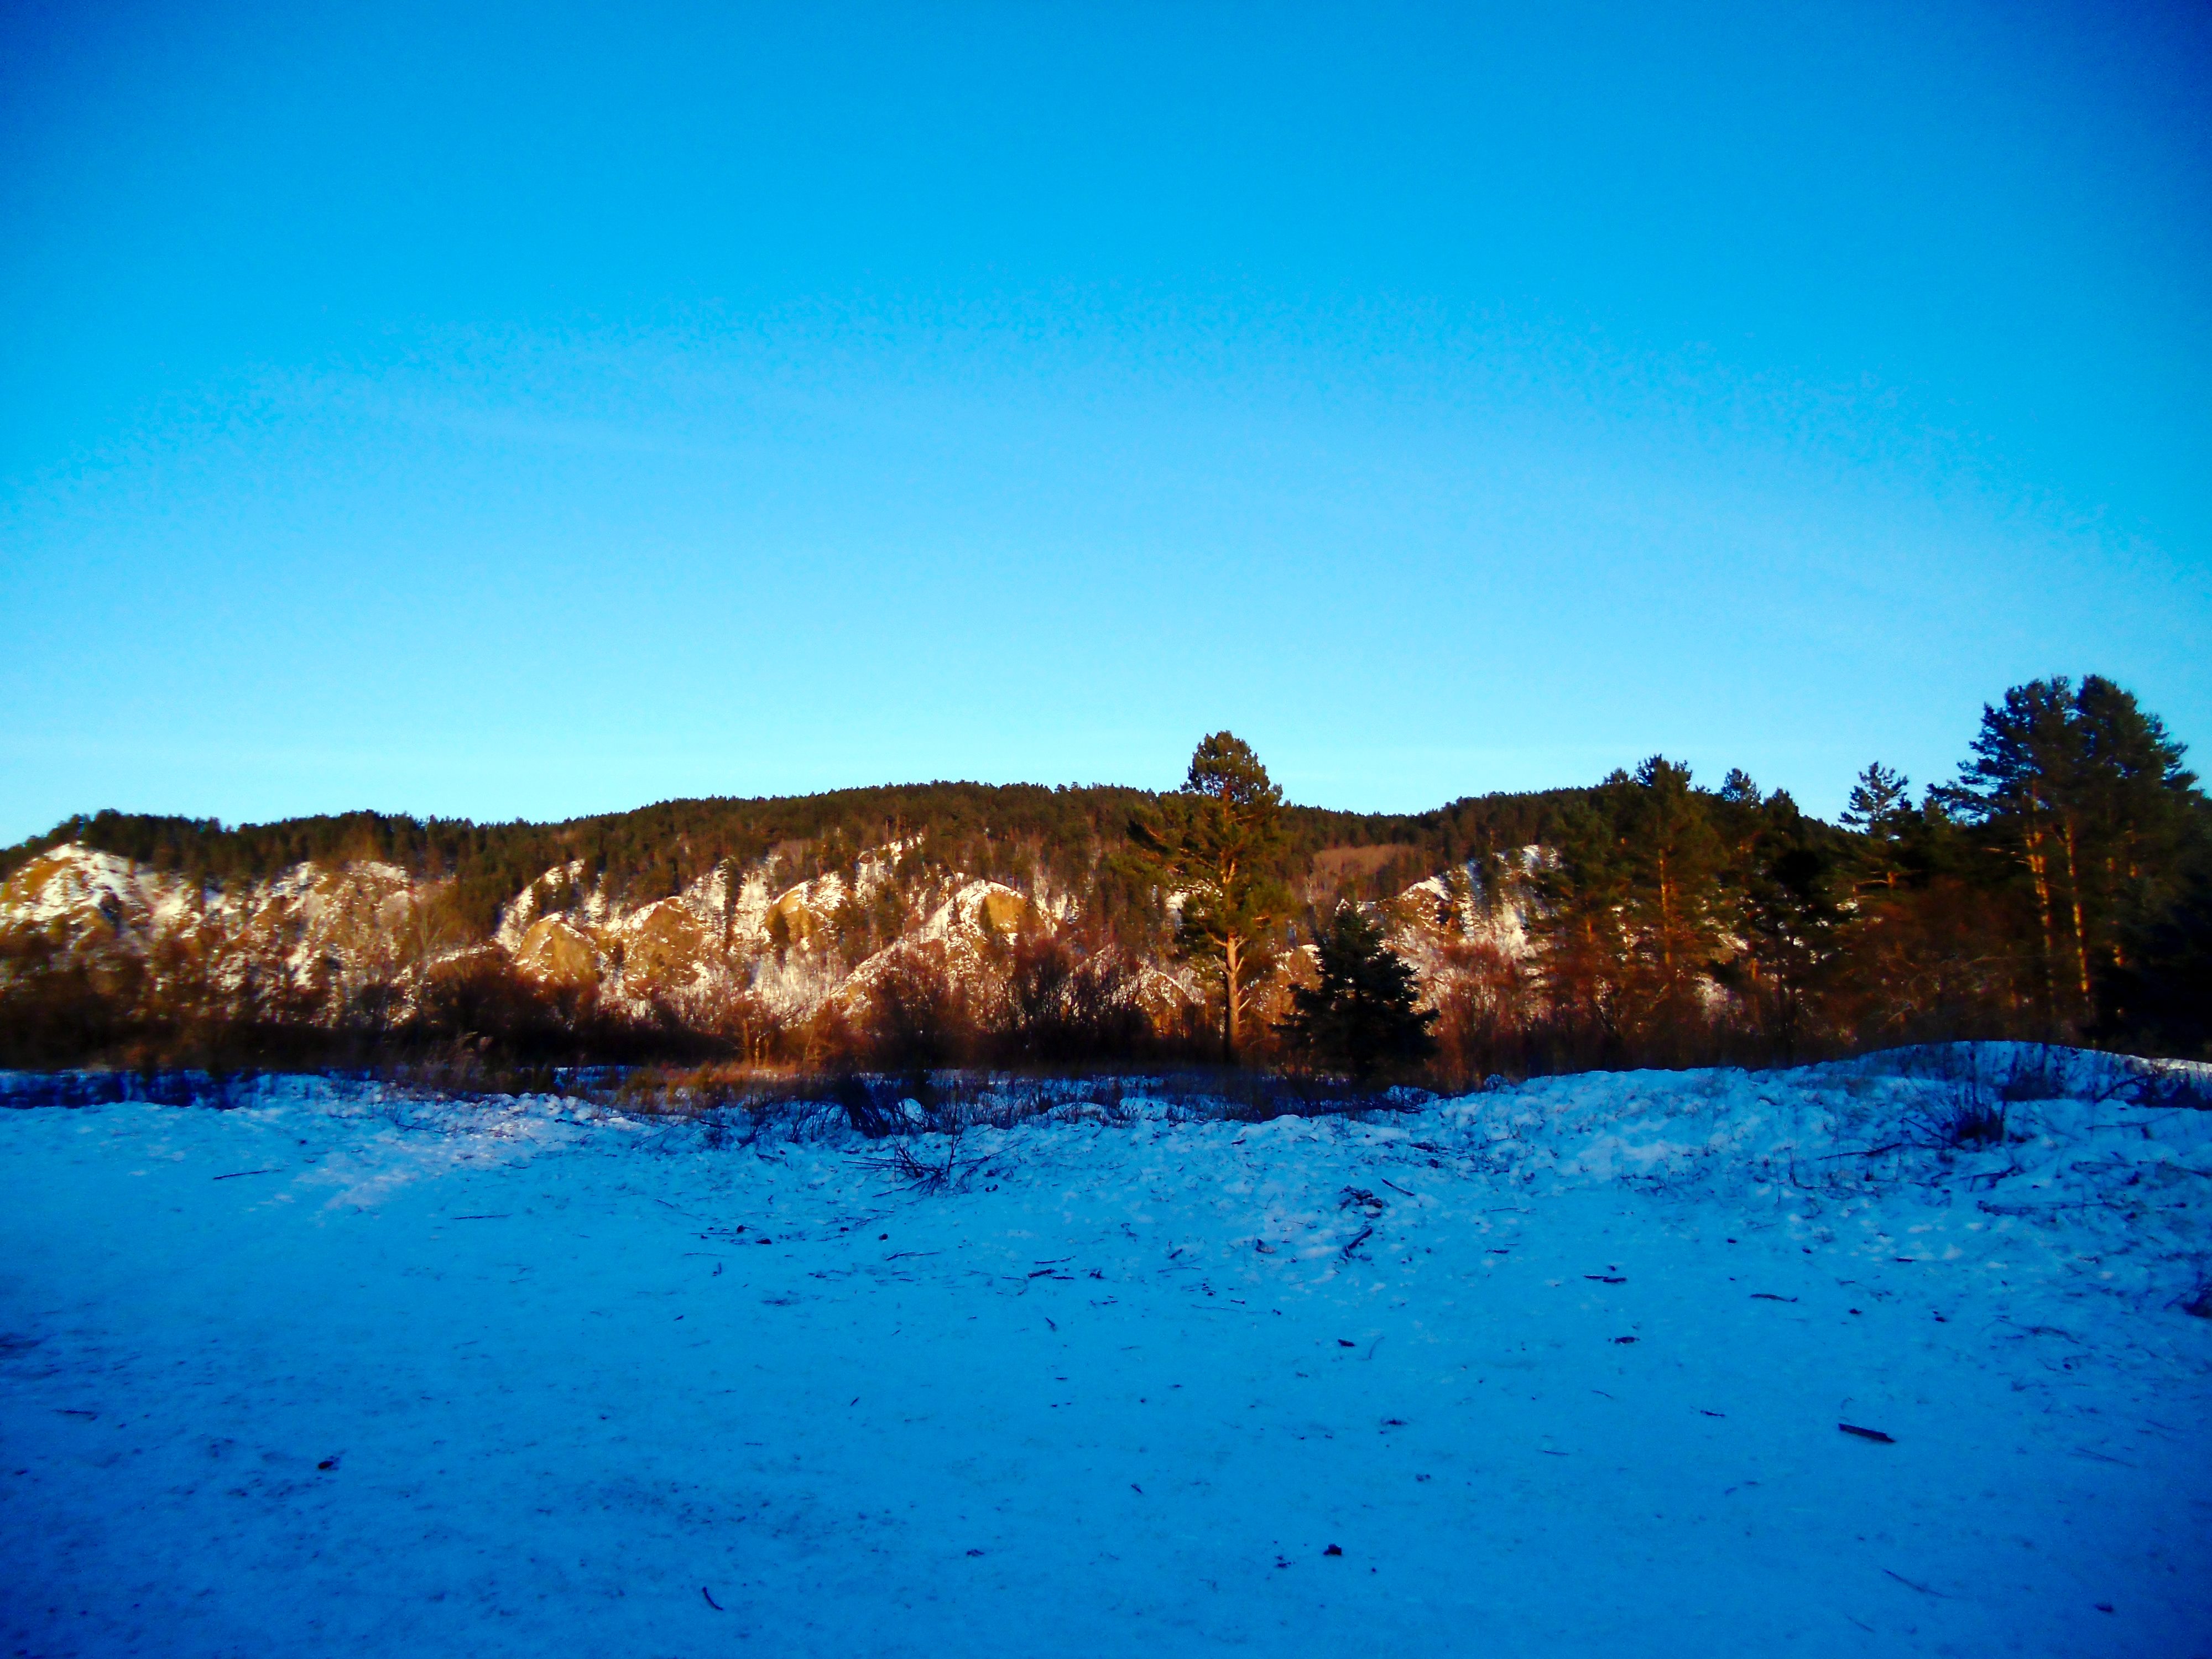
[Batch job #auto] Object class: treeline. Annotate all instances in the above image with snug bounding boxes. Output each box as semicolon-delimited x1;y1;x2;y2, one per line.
0;770;1594;1075
3;674;2206;1077
1426;676;2210;1076
0;782;1592;942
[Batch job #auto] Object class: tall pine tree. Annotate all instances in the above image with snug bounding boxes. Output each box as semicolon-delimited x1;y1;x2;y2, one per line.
1134;733;1292;1060
1840;762;1914;892
1937;676;2201;1031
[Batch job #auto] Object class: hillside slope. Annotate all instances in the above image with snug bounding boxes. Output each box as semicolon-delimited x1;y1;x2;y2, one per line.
0;785;1558;1066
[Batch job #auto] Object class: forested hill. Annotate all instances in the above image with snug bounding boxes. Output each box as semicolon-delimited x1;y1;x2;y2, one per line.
1;781;1595;934
4;679;2206;1073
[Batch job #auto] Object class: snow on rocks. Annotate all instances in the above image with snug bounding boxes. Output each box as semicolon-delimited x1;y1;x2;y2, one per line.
0;846;186;950
1;1050;2207;1656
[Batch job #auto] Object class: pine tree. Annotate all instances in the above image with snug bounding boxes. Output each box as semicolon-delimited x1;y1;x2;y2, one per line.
1936;676;2201;1030
2101;858;2212;1056
1133;733;1292;1060
1718;768;1761;805
2073;676;2205;979
1528;758;1728;1060
1840;763;1913;891
1618;757;1726;1013
1533;786;1637;1053
1718;787;1844;1060
1279;903;1437;1079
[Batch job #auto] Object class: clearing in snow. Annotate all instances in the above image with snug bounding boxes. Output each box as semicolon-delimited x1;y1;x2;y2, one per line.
2;1049;2208;1656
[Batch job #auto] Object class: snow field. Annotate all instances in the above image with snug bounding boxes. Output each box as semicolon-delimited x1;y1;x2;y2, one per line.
2;1057;2209;1657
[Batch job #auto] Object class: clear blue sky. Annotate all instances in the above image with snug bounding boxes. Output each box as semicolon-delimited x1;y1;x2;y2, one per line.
3;0;2206;842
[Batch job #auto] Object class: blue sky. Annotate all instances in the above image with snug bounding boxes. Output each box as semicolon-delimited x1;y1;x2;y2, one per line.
2;0;2206;841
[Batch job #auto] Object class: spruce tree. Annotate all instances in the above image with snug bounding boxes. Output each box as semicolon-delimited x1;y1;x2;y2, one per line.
1280;903;1437;1079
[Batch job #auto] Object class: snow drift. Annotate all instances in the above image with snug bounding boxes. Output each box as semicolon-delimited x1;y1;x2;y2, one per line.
2;1046;2206;1656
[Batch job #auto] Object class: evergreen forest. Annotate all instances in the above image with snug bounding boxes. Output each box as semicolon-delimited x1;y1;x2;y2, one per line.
2;674;2206;1077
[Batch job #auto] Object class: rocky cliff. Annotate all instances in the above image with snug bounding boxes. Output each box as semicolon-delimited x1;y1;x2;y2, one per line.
0;833;1528;1065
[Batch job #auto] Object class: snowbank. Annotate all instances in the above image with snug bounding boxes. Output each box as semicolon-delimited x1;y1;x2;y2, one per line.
2;1049;2206;1656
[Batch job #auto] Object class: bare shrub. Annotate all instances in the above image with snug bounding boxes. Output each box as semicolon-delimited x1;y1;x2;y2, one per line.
997;936;1151;1065
881;1130;966;1191
1893;1059;2016;1151
836;1073;911;1138
1938;1092;2011;1147
868;956;978;1071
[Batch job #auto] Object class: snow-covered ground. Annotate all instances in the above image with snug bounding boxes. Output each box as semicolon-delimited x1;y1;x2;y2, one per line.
3;1053;2209;1657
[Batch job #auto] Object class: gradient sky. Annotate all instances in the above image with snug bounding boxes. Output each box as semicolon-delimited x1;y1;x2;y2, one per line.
3;0;2207;842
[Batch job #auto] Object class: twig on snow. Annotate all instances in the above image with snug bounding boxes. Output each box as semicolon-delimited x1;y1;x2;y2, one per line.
1882;1568;1944;1597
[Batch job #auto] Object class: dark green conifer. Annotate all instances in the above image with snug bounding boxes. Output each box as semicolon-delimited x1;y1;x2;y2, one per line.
1840;762;1914;890
1279;903;1437;1079
1937;675;2201;1027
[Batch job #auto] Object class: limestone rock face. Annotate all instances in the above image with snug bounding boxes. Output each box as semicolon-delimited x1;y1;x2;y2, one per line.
0;837;1536;1042
0;846;453;1022
766;886;823;947
515;917;598;986
620;902;714;990
0;847;176;955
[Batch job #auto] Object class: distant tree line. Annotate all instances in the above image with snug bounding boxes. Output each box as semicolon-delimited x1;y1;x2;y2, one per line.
0;780;1575;943
2;674;2205;1075
1417;675;2209;1077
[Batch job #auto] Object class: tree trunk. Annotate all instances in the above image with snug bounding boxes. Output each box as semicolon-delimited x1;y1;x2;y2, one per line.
2023;820;2056;1026
2059;817;2091;1004
1223;934;1241;1061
